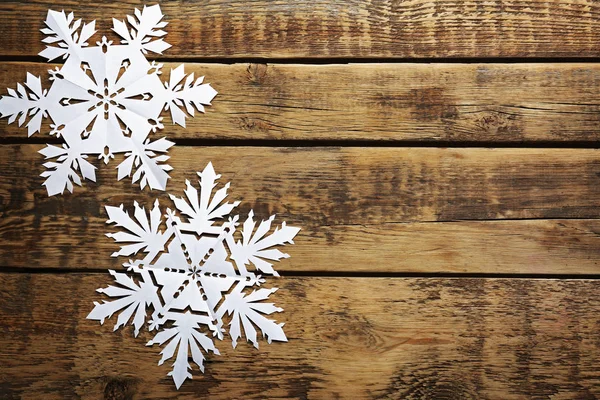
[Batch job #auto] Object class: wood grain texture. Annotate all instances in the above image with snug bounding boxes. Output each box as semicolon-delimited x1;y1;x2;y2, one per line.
5;214;600;274
2;62;600;142
1;273;600;399
1;0;600;59
4;144;600;224
3;144;600;274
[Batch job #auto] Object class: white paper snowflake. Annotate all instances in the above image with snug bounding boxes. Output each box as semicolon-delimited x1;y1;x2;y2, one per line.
87;163;300;388
0;5;217;196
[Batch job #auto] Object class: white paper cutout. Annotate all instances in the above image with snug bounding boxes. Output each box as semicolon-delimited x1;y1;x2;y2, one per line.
87;163;300;389
0;5;217;196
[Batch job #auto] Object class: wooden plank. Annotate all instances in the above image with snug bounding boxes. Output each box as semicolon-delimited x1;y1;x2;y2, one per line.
1;1;600;59
1;273;600;398
3;144;600;274
0;213;600;275
2;62;600;142
3;144;600;224
4;214;600;275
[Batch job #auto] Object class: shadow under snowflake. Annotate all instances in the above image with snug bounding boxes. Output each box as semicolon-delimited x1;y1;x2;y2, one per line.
87;162;301;389
0;4;217;195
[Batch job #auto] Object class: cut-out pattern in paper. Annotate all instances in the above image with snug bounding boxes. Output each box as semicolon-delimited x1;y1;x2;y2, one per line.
87;163;300;389
0;5;217;196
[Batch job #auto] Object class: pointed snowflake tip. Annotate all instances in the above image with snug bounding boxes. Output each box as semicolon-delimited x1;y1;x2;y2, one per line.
198;162;220;182
172;372;190;390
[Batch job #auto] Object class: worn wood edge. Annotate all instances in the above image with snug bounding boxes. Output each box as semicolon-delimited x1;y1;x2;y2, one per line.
1;1;600;59
1;273;600;399
2;62;600;142
3;214;600;275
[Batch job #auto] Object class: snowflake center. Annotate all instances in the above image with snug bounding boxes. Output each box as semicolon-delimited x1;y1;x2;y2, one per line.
187;266;201;280
89;80;125;118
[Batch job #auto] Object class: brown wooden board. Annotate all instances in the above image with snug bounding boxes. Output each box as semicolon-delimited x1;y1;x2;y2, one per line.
5;214;600;275
1;274;600;399
2;144;600;274
1;1;600;59
2;62;600;143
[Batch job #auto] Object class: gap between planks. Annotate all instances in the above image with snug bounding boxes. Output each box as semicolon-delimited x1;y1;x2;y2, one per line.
5;137;600;149
2;266;600;281
6;55;600;64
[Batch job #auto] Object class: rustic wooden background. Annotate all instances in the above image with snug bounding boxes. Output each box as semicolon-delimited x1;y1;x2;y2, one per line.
2;1;600;399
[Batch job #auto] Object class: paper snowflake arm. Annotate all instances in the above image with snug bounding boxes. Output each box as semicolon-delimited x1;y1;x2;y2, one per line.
228;211;300;276
39;144;97;196
88;163;301;389
105;200;171;263
87;269;160;336
0;73;49;136
146;312;220;389
117;137;175;190
170;162;240;235
163;65;218;127
112;5;171;54
39;9;97;61
218;286;287;349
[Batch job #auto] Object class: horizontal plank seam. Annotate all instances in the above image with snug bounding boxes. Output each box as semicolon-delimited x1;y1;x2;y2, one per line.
5;55;600;64
318;216;600;228
1;266;600;280
3;137;600;149
3;216;600;230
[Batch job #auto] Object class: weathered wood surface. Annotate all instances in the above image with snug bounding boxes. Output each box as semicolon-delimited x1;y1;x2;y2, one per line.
2;62;600;142
5;145;600;225
3;144;600;274
1;274;600;399
1;1;600;59
6;214;600;275
2;1;600;399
